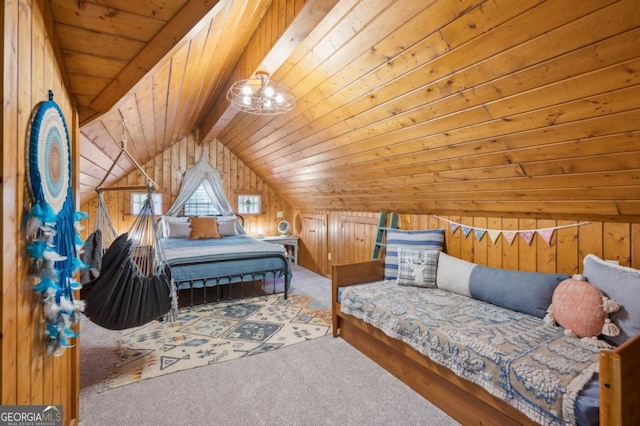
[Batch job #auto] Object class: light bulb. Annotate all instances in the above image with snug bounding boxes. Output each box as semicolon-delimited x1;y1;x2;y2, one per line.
264;99;272;108
241;85;253;96
264;86;274;97
274;93;284;104
242;96;251;105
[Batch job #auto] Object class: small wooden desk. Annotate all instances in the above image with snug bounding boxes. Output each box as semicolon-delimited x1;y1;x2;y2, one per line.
260;235;299;265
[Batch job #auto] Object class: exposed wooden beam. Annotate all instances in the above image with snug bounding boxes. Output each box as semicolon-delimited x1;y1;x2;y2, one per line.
82;0;222;125
198;0;340;144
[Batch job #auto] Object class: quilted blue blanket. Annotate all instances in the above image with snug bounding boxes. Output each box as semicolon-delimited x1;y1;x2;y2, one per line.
340;281;602;426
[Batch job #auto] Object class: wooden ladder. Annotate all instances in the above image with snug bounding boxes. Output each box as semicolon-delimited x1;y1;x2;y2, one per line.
371;212;399;259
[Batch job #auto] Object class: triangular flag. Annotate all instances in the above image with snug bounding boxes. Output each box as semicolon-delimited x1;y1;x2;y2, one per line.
521;231;535;245
538;228;555;246
449;223;459;235
462;226;473;238
503;231;517;245
487;230;501;244
474;229;486;242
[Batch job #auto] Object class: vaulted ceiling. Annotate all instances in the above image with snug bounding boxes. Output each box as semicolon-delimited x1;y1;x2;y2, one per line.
51;0;640;221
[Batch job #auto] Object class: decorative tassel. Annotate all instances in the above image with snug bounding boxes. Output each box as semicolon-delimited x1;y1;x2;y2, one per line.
572;273;586;281
543;309;556;326
601;318;620;337
564;329;577;338
602;296;621;313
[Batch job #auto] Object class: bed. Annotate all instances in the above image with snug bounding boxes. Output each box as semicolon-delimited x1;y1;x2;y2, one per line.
332;257;640;426
160;215;291;306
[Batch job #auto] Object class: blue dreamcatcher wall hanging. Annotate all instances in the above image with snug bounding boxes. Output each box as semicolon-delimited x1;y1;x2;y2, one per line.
25;90;87;356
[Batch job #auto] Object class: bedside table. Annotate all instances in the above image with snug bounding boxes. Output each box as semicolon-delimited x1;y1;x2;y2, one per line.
260;235;299;265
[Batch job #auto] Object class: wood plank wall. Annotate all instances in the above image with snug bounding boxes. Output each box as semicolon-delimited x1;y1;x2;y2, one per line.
80;132;293;240
298;210;640;277
1;0;79;423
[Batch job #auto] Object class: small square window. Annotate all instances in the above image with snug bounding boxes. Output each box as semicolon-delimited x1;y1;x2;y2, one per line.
131;192;163;215
237;194;261;215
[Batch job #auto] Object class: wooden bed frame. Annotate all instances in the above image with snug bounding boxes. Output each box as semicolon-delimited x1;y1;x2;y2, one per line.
331;259;640;426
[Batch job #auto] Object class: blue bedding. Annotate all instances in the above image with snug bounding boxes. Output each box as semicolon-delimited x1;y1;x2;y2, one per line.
339;281;602;425
161;235;291;290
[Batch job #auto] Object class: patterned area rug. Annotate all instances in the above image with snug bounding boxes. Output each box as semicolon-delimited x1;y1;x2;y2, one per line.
103;294;331;391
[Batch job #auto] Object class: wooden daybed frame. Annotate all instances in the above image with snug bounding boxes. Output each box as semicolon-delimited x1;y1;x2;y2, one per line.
331;259;640;426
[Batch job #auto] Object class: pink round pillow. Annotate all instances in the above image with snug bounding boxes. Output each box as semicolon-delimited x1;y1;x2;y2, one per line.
550;278;606;338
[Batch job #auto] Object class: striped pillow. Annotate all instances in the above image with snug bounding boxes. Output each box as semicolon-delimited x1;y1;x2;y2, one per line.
384;229;445;280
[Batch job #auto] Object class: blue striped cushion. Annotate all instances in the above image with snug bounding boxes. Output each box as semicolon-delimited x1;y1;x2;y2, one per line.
384;229;445;280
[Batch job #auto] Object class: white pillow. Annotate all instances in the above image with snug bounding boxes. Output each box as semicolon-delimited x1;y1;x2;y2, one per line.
161;216;191;238
436;252;477;297
217;218;238;236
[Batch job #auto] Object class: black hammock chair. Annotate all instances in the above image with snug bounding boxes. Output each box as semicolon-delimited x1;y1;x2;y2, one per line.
82;190;177;330
80;121;177;330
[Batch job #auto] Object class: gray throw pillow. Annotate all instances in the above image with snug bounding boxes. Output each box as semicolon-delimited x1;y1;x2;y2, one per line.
396;248;439;288
583;254;640;346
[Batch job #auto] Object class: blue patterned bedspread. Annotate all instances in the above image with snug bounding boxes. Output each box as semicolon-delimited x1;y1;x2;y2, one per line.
340;281;602;426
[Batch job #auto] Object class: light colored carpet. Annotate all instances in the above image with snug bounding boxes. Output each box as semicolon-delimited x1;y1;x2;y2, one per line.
80;264;459;426
104;293;331;390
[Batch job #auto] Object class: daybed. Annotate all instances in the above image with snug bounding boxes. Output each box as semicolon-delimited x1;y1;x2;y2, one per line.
160;215;291;306
332;238;640;425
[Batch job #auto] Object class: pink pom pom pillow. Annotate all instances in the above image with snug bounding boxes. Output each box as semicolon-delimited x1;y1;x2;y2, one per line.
550;278;607;338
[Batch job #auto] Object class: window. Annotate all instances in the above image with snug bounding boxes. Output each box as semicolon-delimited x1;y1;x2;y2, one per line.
131;192;163;215
237;194;262;215
183;183;222;216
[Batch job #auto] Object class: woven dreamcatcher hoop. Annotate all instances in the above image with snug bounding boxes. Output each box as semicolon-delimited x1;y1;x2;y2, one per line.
26;90;86;356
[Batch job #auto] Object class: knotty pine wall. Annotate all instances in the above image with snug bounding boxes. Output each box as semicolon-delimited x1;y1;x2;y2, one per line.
2;0;80;423
80;132;294;240
298;210;640;277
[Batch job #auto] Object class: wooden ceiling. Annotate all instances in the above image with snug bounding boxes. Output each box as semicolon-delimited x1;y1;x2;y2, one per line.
52;0;640;221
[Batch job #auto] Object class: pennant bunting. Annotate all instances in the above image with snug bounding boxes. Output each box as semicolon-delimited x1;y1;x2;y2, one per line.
487;230;501;244
431;216;589;248
503;231;518;246
538;228;555;245
520;231;535;246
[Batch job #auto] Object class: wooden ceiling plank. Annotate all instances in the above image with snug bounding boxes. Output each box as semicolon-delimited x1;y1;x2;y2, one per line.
178;0;251;139
278;169;640;196
231;1;550;162
87;0;189;22
244;1;636;170
264;76;640;179
221;0;427;148
133;76;157;163
151;61;172;157
50;1;166;42
265;106;640;181
161;42;191;151
117;94;150;164
184;0;265;138
55;24;144;60
85;0;222;124
67;73;110;96
272;129;640;185
63;51;128;79
198;0;330;144
227;0;529;155
254;28;640;177
295;187;640;202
